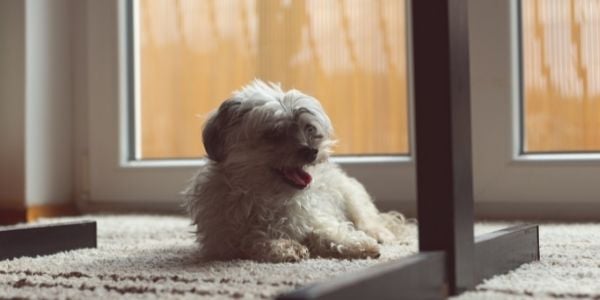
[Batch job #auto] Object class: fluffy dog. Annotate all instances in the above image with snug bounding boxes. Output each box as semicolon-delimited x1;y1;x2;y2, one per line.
185;80;405;262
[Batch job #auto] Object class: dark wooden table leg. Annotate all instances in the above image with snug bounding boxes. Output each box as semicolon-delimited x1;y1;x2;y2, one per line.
412;0;475;294
0;221;97;261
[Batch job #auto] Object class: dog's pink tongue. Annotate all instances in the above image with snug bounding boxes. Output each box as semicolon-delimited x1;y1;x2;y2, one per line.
283;168;312;189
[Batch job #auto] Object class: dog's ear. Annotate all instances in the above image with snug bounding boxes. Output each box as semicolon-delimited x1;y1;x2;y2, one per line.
203;99;246;162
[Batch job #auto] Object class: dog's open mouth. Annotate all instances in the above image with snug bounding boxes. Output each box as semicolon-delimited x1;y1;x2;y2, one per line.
277;167;312;189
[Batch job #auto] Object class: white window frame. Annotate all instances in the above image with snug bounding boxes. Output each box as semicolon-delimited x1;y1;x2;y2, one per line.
79;0;600;217
79;0;416;212
470;0;600;218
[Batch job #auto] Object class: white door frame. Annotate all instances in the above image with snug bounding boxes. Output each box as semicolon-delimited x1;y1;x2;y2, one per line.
78;0;600;219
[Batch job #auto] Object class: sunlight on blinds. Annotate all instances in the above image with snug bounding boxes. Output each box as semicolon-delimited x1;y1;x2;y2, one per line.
523;0;600;152
139;0;408;159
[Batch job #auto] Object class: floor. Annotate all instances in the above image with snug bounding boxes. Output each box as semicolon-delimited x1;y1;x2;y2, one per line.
1;215;599;299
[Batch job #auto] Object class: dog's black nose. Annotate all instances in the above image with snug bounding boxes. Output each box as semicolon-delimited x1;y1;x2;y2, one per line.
300;147;318;162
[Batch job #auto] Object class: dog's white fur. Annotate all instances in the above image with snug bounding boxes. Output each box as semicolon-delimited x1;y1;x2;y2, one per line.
185;80;405;262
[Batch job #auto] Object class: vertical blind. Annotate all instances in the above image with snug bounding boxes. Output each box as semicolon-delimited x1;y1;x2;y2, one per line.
523;0;600;152
139;0;409;159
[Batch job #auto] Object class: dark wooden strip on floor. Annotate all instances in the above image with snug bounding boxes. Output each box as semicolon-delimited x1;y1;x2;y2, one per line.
474;224;539;284
277;252;447;300
0;221;97;261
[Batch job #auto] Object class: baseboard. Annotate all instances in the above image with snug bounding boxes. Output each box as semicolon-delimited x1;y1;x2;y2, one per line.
78;200;186;216
474;202;600;221
377;200;600;221
9;199;598;225
0;203;80;225
76;200;600;221
0;208;27;225
27;203;79;222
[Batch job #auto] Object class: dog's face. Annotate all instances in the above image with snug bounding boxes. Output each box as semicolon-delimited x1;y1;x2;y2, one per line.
203;80;335;189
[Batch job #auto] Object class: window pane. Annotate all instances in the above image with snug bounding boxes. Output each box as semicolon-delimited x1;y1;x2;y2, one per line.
522;0;600;153
138;0;409;159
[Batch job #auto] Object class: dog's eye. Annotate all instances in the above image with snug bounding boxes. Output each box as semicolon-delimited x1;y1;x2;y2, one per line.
305;124;317;135
263;128;285;142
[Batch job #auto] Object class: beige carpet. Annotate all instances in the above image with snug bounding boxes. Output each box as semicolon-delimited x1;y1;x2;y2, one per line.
457;223;600;300
0;215;598;299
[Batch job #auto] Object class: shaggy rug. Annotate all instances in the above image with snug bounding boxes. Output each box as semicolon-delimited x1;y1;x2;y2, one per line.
0;215;598;299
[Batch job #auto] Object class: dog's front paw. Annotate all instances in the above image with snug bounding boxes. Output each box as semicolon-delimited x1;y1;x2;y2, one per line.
276;240;310;262
308;230;381;259
362;226;397;244
247;239;309;263
320;235;380;260
342;236;381;259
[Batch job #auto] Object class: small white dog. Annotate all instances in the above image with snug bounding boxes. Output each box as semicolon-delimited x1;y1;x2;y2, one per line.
185;80;405;262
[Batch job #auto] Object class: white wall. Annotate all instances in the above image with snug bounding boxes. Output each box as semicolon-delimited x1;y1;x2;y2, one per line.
25;0;74;206
0;0;74;208
0;0;26;210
